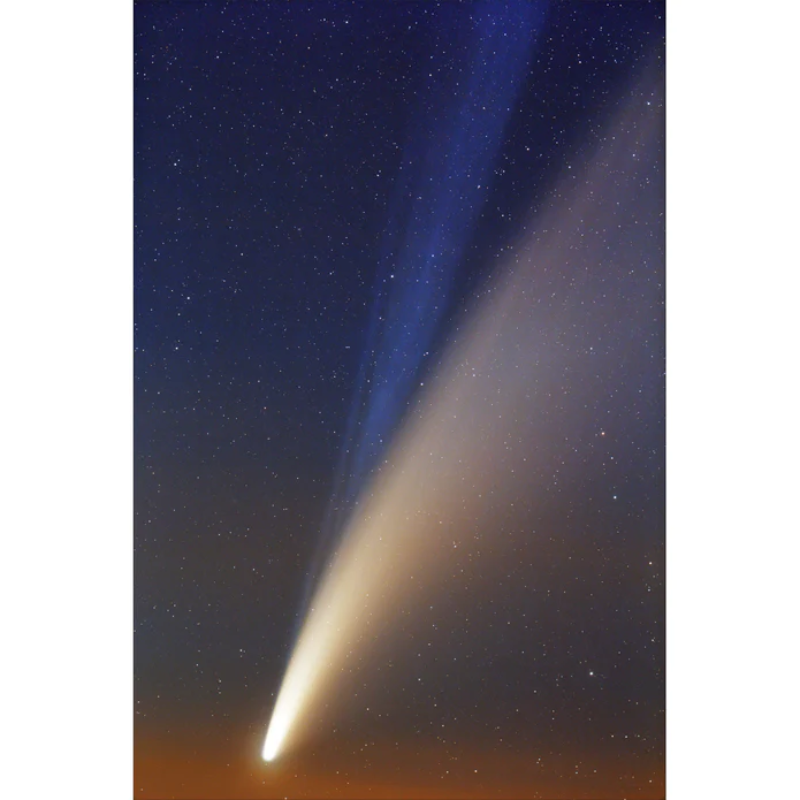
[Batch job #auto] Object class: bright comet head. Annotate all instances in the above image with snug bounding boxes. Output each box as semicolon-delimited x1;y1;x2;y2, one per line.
261;730;279;762
262;695;298;763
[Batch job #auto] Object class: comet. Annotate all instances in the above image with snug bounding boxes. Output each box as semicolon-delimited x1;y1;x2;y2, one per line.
261;62;664;764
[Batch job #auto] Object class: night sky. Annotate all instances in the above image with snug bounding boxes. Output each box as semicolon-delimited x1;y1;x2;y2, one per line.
134;2;665;798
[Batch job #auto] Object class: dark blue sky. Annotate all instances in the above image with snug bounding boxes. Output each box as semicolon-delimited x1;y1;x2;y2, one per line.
134;2;665;796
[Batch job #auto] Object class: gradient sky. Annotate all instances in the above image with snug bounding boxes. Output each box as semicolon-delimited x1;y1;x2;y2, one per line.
134;2;665;798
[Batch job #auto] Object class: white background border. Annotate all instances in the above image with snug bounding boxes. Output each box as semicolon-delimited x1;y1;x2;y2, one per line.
2;1;797;798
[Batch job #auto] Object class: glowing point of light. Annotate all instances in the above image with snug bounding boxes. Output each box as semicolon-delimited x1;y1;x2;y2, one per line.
261;737;278;762
262;705;289;761
261;687;295;761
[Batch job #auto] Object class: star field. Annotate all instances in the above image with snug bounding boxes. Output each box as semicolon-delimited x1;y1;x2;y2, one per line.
134;2;666;798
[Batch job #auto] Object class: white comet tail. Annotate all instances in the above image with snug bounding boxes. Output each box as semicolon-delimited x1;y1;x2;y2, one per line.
261;80;663;763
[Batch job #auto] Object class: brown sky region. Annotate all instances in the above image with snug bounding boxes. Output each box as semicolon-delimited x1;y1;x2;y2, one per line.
135;722;664;800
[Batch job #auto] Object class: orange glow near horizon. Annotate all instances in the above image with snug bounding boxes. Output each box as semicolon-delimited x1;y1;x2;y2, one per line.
137;724;666;799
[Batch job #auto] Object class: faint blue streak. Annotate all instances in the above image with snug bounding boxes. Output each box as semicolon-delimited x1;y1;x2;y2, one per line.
299;0;548;622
